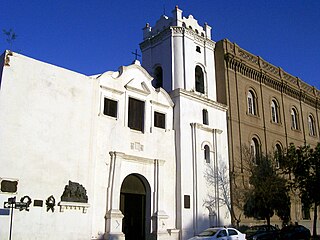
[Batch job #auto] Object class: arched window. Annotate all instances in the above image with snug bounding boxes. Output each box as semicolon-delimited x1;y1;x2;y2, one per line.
204;145;210;163
250;137;260;164
271;99;280;123
153;66;163;88
308;114;316;136
195;66;205;94
275;143;282;156
302;202;311;220
274;143;282;168
202;109;208;125
247;90;257;115
291;107;299;130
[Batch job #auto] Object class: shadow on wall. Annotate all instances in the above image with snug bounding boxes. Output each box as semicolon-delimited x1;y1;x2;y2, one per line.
185;152;231;239
0;51;5;89
204;153;231;214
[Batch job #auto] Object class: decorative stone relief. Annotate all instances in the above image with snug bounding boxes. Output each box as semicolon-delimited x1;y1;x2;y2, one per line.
61;180;88;203
46;195;55;212
59;181;90;213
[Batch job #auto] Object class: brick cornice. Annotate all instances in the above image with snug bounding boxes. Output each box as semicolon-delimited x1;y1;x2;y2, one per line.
223;40;319;109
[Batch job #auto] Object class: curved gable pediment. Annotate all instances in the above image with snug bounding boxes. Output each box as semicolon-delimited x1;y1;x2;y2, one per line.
98;62;154;95
96;62;173;107
154;88;174;108
125;79;151;96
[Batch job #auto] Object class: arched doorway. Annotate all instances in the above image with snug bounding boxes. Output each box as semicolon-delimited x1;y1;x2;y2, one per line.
120;174;150;240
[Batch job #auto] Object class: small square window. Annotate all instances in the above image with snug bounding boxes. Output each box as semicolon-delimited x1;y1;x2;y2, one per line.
154;112;166;129
103;98;117;118
196;46;201;53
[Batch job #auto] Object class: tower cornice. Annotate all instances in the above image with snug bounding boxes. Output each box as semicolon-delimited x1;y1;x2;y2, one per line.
140;26;215;51
169;88;228;111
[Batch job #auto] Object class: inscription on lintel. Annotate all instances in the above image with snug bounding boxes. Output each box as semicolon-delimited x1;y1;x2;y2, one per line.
130;142;144;151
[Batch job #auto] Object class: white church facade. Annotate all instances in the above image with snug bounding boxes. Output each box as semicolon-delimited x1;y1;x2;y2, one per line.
0;7;230;240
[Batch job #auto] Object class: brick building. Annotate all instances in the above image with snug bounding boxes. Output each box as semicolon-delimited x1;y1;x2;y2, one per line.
215;39;320;230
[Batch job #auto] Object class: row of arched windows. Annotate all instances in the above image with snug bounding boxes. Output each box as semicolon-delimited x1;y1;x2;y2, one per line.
250;135;282;166
152;65;206;94
247;89;317;136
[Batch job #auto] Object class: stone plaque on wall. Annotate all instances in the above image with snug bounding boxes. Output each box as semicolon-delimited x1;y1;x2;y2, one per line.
34;200;43;207
0;179;18;193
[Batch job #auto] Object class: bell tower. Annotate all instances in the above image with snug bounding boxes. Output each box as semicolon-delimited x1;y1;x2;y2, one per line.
140;6;217;101
140;7;230;239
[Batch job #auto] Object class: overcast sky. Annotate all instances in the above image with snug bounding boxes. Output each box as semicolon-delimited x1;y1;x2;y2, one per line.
1;0;319;89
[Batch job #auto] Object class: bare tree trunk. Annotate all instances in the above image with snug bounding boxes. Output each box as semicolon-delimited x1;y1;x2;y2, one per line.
313;203;318;238
267;216;271;226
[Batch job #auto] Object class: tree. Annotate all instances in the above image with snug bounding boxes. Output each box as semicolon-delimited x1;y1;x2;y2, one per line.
243;153;291;226
204;160;233;224
206;145;291;227
204;158;248;227
280;143;320;237
226;145;256;226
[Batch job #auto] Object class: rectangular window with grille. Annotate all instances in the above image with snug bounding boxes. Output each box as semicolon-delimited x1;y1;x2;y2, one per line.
128;97;144;131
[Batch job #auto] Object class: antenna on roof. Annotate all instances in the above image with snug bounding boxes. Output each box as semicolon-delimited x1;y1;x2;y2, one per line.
2;28;17;50
163;4;166;15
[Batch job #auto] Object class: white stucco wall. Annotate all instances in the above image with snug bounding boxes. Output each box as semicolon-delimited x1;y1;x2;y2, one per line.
90;63;177;238
141;35;173;92
170;89;230;240
0;53;178;240
0;51;96;239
